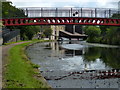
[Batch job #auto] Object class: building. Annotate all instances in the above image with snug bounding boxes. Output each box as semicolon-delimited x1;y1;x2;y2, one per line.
50;25;65;40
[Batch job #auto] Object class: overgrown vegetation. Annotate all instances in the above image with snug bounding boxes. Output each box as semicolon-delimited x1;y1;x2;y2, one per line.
84;26;101;43
43;27;52;39
3;40;51;88
84;14;120;45
100;26;120;45
2;1;52;40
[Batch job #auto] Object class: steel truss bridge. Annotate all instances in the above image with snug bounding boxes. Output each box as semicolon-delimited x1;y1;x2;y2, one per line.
1;7;120;26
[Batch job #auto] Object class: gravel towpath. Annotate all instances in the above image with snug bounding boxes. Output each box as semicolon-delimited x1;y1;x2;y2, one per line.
1;41;30;88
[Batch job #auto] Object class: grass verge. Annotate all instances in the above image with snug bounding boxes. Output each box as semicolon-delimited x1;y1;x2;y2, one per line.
3;40;52;88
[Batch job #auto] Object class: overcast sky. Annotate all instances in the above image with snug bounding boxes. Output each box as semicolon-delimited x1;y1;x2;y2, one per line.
9;0;120;9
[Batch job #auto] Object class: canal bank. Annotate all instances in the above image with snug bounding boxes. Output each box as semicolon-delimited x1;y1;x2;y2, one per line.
2;40;52;88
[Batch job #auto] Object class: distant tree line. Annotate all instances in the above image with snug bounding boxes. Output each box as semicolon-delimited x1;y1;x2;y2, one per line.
84;14;120;45
2;0;52;40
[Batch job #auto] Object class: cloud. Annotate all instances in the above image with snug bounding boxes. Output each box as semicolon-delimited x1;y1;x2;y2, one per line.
95;0;119;8
63;5;75;7
10;0;119;3
13;2;53;7
10;0;119;8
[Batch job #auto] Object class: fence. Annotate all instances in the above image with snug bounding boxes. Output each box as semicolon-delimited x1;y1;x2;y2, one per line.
2;28;20;44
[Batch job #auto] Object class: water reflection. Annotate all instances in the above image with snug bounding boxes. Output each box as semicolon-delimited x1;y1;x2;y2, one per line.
64;50;83;56
84;47;120;69
47;41;120;69
100;48;120;69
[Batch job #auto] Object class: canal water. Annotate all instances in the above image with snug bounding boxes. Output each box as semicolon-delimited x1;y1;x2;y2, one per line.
26;41;120;88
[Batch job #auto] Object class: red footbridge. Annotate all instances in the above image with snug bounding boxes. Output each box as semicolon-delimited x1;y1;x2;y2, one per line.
1;7;120;26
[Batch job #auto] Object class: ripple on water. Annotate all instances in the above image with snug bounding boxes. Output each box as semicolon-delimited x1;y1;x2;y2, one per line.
61;44;87;50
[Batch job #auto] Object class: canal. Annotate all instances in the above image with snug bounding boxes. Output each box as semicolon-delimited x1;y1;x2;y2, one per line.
26;41;120;88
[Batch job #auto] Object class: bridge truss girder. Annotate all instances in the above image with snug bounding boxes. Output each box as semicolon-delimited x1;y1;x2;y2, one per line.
1;17;120;26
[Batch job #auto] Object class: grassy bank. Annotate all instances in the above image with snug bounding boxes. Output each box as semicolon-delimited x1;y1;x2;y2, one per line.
3;40;52;88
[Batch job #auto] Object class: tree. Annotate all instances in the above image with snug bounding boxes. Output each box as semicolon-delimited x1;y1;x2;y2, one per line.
112;14;120;19
2;1;26;19
2;1;40;40
106;26;120;45
43;28;52;38
84;26;101;43
99;13;120;45
20;26;40;40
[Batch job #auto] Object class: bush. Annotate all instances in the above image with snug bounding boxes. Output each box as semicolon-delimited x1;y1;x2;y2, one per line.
87;37;101;43
84;26;101;43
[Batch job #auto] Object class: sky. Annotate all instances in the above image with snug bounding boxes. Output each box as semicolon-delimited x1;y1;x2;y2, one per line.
8;0;120;9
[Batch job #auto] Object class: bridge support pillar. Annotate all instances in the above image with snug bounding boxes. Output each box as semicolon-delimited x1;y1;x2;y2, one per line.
65;25;74;34
69;38;71;40
65;25;83;34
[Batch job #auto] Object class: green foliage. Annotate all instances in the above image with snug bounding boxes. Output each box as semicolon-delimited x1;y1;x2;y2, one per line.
106;27;120;45
85;26;101;37
84;26;101;43
112;14;120;19
41;34;46;38
99;26;120;45
2;1;26;18
22;25;40;39
84;13;120;45
0;1;2;18
2;1;40;40
43;28;52;38
99;14;120;45
31;63;40;69
99;26;109;36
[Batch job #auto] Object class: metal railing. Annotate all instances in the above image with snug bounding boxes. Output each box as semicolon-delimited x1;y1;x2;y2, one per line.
2;28;20;43
21;7;120;18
